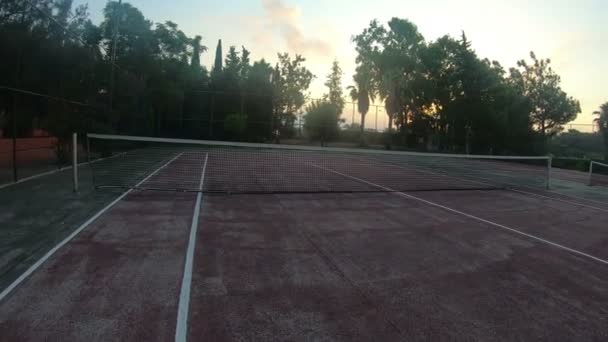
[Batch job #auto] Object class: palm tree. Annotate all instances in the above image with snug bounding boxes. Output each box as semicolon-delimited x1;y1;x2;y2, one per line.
347;65;375;145
347;85;367;145
348;64;376;145
379;71;402;149
594;102;608;161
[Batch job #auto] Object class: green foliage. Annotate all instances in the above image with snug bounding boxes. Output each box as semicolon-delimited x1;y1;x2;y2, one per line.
241;60;273;141
593;102;608;160
271;53;314;139
324;60;345;114
223;46;251;82
353;17;426;146
224;46;240;76
190;35;205;68
155;21;190;61
212;39;222;75
0;1;585;157
509;52;581;137
549;130;604;159
304;101;342;146
551;157;591;173
101;1;156;65
224;113;248;139
348;63;375;144
352;18;578;155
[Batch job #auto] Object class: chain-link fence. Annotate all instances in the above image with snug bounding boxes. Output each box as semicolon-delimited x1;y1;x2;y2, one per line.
0;87;103;186
296;98;390;133
562;123;597;134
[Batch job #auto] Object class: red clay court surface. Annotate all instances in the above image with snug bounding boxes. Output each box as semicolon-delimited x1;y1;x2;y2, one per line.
1;152;608;341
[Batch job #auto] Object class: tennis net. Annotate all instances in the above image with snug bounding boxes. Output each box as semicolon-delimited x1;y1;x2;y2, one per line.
87;133;552;194
589;161;608;187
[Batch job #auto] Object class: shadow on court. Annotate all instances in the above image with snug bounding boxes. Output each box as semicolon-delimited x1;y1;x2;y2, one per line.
0;166;118;291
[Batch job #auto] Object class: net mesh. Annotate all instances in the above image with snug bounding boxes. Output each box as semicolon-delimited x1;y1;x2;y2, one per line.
589;161;608;187
87;134;551;194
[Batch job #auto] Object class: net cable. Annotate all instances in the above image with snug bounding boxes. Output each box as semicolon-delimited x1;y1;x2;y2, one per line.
87;133;552;194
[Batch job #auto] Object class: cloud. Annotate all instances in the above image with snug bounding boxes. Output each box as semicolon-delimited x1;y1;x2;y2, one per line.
260;0;332;57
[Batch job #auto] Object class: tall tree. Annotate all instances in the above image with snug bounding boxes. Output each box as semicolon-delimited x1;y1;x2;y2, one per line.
509;52;581;137
240;46;251;79
353;18;425;147
223;45;251;81
304;100;342;146
190;35;206;68
224;46;241;79
243;59;274;141
212;39;222;75
100;1;156;66
347;63;375;145
271;53;314;140
324;60;345;114
155;21;190;61
594;102;608;160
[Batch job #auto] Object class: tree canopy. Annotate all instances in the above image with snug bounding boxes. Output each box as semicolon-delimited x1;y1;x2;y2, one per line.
0;3;586;156
509;52;581;137
324;60;345;114
304;101;342;146
351;18;582;154
348;63;376;145
594;102;608;160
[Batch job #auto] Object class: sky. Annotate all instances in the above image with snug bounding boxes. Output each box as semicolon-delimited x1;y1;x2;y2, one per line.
75;0;608;126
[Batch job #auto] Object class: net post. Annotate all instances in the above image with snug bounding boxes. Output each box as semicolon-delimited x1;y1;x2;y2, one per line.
72;132;78;192
546;156;552;190
588;161;594;186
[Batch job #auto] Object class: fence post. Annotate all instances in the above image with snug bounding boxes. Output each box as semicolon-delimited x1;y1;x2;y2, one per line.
546;157;552;190
375;105;378;131
86;134;91;164
209;93;215;138
72;132;78;192
12;96;18;183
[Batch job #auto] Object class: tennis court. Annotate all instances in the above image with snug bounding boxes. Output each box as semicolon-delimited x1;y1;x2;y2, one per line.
1;134;608;341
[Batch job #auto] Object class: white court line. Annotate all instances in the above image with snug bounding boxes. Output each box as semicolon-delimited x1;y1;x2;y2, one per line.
545;187;608;207
0;152;127;191
313;164;608;267
0;152;184;303
509;188;608;213
175;153;208;342
367;157;608;213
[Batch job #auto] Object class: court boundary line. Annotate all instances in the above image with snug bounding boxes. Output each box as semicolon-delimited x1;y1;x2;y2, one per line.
366;156;608;213
0;152;184;303
0;152;127;191
509;188;608;213
428;169;608;212
175;153;208;342
427;166;608;212
313;164;608;266
545;188;608;206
